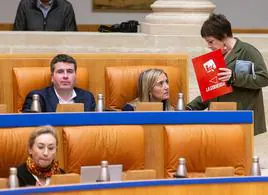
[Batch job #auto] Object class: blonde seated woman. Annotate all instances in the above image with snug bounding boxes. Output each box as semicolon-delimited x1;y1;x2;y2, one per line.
17;126;64;187
122;68;173;111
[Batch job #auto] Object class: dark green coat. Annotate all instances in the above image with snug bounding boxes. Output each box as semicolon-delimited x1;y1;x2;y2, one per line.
187;38;268;135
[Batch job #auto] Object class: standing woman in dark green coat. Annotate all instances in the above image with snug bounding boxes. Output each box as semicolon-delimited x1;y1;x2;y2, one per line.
186;13;268;135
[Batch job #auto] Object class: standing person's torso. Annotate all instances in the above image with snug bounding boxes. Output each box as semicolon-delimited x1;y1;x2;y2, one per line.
21;0;69;31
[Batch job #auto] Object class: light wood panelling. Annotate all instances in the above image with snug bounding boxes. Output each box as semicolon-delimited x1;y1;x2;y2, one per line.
0;23;105;32
1;180;267;194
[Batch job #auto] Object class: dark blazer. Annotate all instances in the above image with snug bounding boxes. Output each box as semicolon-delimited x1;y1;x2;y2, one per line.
13;0;77;31
17;163;65;187
122;103;135;111
22;86;96;112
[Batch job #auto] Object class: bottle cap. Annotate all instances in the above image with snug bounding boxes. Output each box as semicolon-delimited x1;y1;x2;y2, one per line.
32;94;40;100
97;94;104;99
178;93;183;98
9;167;17;175
100;160;108;166
179;157;186;164
253;156;259;162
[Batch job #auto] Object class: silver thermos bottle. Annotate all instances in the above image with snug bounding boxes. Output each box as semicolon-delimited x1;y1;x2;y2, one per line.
97;160;110;182
176;93;185;111
251;156;261;176
30;94;41;112
96;94;104;112
175;157;188;178
8;167;19;188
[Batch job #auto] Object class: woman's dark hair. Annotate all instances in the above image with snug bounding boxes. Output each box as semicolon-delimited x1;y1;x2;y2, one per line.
201;13;233;40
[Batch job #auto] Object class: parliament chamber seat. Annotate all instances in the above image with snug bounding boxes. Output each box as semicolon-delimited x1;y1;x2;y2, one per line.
105;65;183;110
0;112;253;183
0;125;145;179
13;67;89;112
0;127;36;177
164;124;252;178
62;125;145;174
0;53;188;112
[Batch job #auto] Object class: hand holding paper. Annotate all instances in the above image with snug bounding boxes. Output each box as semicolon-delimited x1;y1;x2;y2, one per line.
217;68;232;82
192;49;233;102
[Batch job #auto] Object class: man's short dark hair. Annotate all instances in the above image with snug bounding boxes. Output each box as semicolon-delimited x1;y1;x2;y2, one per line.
201;13;233;40
50;54;77;73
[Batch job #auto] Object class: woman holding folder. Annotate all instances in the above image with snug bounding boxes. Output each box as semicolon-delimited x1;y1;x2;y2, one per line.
187;13;268;135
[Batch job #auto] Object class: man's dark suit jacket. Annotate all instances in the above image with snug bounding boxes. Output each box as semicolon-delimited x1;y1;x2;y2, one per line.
17;163;65;187
22;86;96;112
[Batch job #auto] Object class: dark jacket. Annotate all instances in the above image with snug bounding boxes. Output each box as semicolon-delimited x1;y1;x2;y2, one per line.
13;0;77;31
187;38;268;135
22;86;96;112
17;163;64;187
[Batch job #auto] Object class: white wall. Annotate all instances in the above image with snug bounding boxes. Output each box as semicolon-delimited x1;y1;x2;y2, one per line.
211;0;268;28
1;0;268;28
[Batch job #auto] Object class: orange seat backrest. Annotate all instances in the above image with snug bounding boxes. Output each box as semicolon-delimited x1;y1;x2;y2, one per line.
164;124;252;178
12;67;89;112
62;125;145;174
105;66;181;110
0;127;36;177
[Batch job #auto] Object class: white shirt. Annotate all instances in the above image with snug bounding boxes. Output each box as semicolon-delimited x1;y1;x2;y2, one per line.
54;88;77;104
37;0;53;18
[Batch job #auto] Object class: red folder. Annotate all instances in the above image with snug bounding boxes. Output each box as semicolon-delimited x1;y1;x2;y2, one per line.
192;49;233;102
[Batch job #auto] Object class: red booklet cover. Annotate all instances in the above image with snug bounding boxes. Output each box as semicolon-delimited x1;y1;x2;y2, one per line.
192;49;233;102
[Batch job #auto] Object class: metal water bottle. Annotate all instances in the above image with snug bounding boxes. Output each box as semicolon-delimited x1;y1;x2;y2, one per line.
97;160;110;182
30;94;41;112
96;94;104;112
175;157;187;178
8;167;19;189
176;93;185;111
251;156;261;176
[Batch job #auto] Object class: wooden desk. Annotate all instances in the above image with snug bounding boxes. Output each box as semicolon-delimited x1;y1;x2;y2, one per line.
0;176;268;195
0;111;254;178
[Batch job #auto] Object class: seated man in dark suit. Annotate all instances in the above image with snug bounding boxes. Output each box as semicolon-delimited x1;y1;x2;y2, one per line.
22;54;96;112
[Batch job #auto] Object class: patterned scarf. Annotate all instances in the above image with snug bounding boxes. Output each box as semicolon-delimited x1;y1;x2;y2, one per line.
26;156;61;178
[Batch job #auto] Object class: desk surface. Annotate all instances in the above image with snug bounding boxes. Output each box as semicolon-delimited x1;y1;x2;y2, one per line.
0;176;267;195
0;111;253;127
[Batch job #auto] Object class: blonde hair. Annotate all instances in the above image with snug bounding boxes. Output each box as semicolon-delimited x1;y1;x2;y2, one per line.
128;68;171;110
28;125;58;149
138;68;167;101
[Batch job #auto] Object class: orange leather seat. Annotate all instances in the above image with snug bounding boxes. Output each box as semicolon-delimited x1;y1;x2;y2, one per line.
62;125;145;174
0;127;36;177
105;66;182;110
12;67;89;112
164;124;252;178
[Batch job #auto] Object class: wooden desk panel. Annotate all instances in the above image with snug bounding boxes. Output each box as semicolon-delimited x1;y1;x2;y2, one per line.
0;112;254;178
0;177;268;195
